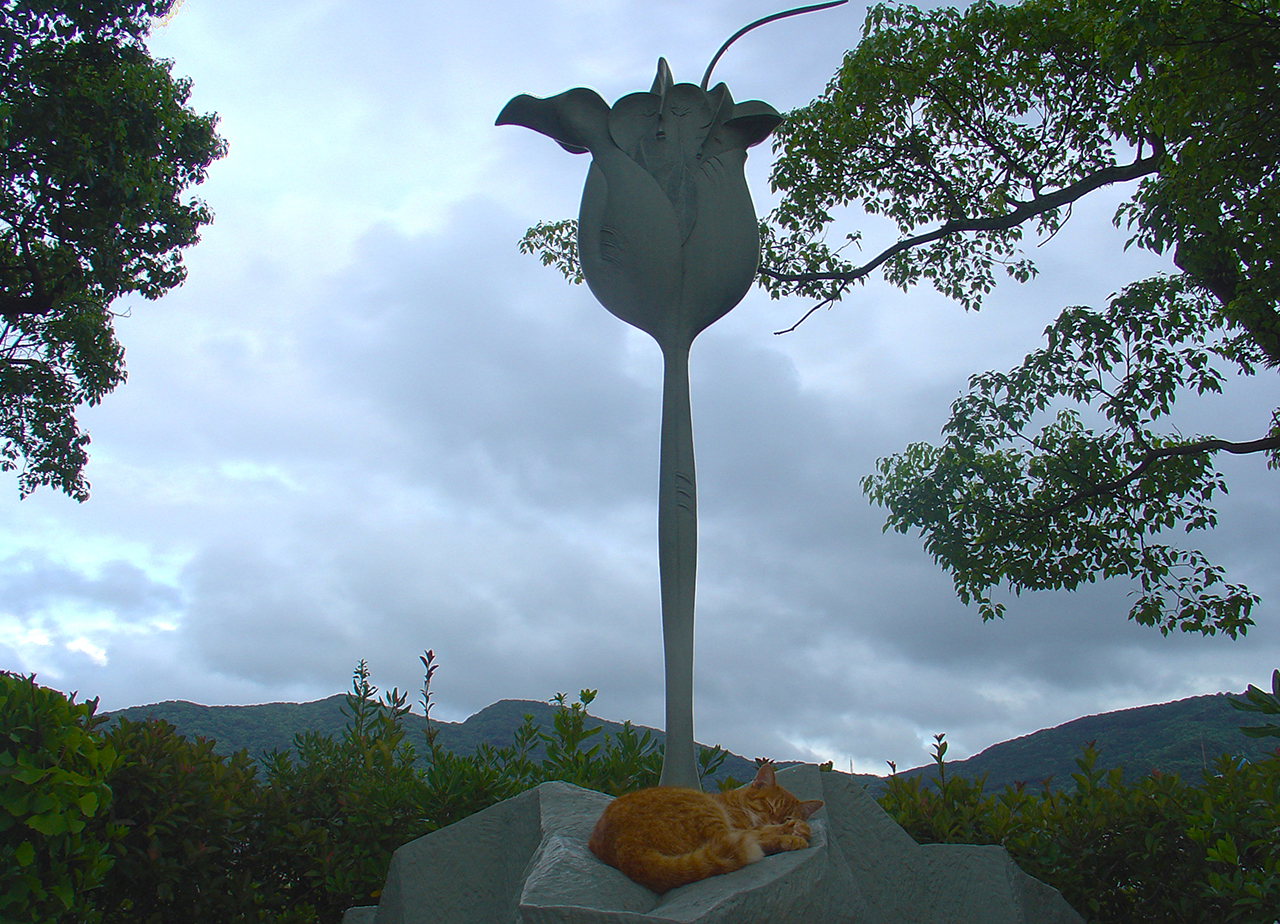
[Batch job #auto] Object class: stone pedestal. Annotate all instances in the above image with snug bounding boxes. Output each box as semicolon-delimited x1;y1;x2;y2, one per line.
344;765;1083;924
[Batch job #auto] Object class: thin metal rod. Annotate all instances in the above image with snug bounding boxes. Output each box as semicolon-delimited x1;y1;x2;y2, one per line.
701;0;849;90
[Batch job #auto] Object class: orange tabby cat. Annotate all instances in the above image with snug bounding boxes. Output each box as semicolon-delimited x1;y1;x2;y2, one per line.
587;762;823;894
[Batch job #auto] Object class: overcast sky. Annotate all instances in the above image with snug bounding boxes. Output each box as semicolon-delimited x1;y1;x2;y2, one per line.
2;0;1278;775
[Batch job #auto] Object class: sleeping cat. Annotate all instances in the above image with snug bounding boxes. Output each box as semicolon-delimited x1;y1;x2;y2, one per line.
587;762;823;894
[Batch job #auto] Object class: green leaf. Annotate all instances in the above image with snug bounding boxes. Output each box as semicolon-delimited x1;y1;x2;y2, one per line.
76;791;99;816
25;811;69;836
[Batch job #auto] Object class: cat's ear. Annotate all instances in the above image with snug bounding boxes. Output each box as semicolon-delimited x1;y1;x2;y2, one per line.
798;799;824;819
750;762;777;789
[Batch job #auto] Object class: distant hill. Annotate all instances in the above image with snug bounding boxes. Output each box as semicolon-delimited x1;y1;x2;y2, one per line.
894;692;1280;791
103;696;779;788
107;690;1279;793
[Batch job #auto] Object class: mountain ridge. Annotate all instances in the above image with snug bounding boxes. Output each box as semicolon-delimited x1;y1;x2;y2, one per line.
104;695;777;787
893;690;1279;790
105;689;1280;791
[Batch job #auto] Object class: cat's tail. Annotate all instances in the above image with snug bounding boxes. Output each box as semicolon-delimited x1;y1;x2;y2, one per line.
605;831;766;894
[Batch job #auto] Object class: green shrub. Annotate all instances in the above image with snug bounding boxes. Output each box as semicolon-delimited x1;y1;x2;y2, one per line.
255;661;429;924
538;689;667;794
0;672;117;924
414;720;539;830
93;717;268;924
1185;753;1280;922
878;733;1280;924
1230;669;1280;739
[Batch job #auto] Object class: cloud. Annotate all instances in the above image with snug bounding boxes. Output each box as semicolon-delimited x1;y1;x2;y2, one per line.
0;552;182;623
0;551;184;692
301;209;659;513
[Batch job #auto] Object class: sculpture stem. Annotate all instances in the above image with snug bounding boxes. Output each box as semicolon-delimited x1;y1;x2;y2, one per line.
657;340;700;789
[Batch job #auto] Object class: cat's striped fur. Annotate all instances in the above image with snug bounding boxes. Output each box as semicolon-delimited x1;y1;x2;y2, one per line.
587;762;823;893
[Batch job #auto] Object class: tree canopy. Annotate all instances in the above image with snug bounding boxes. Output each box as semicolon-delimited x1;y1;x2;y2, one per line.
522;0;1279;636
767;0;1280;637
0;0;225;499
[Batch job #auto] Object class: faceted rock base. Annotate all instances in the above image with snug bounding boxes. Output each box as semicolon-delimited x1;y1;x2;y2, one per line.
343;765;1083;924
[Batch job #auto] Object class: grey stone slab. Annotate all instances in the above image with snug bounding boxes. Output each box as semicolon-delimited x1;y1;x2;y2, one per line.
518;783;656;918
356;766;1085;924
372;786;543;924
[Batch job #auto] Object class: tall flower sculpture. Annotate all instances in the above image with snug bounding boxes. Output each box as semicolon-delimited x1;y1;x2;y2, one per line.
497;2;844;790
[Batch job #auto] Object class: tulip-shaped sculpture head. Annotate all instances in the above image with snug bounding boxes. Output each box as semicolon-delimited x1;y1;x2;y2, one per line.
497;60;781;350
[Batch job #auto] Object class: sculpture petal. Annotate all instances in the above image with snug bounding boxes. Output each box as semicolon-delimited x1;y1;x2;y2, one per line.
695;82;737;163
607;90;662;166
495;88;612;154
577;148;684;341
610;83;715;244
677;147;761;338
698;88;783;160
724;99;784;149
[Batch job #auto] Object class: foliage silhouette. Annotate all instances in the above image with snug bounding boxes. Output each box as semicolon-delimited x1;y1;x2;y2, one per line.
0;0;226;498
95;716;273;924
879;732;1280;923
1229;669;1280;739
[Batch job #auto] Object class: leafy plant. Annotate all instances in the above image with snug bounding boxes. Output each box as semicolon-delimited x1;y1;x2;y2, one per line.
1229;669;1280;739
783;0;1280;632
1186;752;1280;922
412;687;666;831
539;690;671;795
256;661;427;924
0;672;117;924
94;717;267;924
862;275;1266;637
878;733;1280;923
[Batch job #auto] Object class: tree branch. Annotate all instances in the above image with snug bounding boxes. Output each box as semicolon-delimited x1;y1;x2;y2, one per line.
1019;432;1280;520
772;297;836;335
760;143;1166;287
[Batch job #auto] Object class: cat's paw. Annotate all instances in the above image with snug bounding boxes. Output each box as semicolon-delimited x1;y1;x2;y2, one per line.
757;829;808;854
755;828;810;854
780;818;812;840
